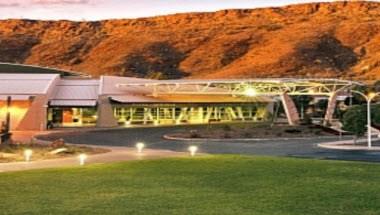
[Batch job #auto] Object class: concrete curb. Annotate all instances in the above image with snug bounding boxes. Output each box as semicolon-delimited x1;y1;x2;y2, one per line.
163;134;342;142
317;137;380;151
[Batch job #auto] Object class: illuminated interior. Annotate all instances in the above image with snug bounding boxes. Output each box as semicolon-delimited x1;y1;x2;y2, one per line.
48;107;97;128
113;103;270;126
0;100;30;130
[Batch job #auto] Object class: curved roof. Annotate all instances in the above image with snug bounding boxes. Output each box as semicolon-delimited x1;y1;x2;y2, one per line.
0;63;88;77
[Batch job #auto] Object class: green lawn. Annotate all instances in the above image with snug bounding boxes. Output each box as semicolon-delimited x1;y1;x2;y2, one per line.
1;155;380;215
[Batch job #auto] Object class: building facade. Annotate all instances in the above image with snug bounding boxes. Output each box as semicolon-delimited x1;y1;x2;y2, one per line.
0;72;358;131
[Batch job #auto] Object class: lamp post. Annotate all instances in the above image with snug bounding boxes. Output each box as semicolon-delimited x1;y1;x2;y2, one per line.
350;90;380;148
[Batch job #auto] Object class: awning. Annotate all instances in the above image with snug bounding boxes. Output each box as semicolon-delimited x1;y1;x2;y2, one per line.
0;95;31;100
49;100;97;107
110;95;162;103
110;95;273;103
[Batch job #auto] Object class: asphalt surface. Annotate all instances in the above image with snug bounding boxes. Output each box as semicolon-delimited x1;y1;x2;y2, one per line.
37;125;380;163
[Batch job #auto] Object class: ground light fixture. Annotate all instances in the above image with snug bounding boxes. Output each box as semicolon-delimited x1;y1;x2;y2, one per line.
136;142;145;154
23;149;33;162
188;145;198;157
79;153;87;166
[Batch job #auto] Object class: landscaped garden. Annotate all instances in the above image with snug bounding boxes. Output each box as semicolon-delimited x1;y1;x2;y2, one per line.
0;140;108;163
167;123;335;139
1;155;380;215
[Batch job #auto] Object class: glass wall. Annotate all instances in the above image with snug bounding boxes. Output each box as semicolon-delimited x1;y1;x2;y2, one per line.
47;107;97;128
113;104;270;126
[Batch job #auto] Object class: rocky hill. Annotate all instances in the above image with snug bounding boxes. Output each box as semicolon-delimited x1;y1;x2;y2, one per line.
1;1;380;81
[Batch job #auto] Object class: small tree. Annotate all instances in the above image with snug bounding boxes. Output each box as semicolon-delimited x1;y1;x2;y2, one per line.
371;104;380;126
342;105;367;143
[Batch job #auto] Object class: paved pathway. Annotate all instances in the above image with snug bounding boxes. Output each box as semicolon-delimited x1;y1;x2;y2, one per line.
0;145;185;173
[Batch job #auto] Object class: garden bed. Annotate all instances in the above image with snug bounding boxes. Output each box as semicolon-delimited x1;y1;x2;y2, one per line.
168;123;335;139
0;140;109;163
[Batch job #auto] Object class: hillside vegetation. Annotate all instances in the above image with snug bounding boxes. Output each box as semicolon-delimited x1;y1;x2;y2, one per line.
1;1;380;81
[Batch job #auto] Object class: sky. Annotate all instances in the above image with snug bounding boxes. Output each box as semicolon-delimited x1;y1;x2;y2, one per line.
0;0;366;21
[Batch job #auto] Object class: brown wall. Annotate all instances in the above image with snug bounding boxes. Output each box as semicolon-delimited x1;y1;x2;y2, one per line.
0;100;30;130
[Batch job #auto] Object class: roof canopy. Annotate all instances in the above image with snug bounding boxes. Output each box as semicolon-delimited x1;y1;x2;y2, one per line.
115;78;360;97
49;79;99;107
0;73;59;95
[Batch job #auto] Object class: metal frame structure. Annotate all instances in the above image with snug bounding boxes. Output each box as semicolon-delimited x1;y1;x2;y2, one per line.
113;103;270;126
116;79;361;97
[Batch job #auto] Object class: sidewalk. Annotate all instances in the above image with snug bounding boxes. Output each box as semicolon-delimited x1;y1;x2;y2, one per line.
318;137;380;151
0;145;185;173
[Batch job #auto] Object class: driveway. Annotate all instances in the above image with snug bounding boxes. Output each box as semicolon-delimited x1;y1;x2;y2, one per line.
37;125;380;162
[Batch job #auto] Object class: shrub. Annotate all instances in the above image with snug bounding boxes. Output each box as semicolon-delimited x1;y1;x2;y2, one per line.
342;105;367;140
222;125;232;132
243;132;252;138
284;129;302;134
190;130;201;138
223;132;232;139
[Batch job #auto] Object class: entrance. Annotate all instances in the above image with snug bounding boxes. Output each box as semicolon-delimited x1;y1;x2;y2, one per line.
48;107;97;128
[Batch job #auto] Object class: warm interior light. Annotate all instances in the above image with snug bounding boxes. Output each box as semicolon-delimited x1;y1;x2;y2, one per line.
136;142;145;154
24;149;33;162
244;88;257;97
188;145;198;157
79;153;87;166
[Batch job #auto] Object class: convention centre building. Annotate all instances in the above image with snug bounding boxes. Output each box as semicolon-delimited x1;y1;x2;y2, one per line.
0;64;358;131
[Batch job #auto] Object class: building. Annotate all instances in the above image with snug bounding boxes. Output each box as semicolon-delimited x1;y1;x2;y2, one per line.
0;65;359;131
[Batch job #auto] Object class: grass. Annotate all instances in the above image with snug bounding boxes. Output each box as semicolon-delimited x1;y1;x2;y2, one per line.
1;155;380;215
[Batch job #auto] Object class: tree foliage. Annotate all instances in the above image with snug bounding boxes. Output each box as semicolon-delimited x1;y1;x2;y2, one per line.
342;105;367;137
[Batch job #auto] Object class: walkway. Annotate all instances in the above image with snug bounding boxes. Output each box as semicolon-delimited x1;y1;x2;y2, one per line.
0;145;185;173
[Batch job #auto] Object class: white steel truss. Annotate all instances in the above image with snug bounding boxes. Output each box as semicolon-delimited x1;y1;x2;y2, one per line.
116;78;361;97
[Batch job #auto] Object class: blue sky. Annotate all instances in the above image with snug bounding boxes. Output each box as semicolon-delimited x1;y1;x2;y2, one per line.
0;0;361;20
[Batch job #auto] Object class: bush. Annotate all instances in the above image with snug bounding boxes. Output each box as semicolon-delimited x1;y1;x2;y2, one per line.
284;129;302;134
222;125;232;132
342;105;367;138
223;132;232;139
243;132;252;138
190;130;201;138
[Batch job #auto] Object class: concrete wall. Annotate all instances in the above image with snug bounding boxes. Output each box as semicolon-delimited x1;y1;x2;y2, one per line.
16;95;48;131
323;93;338;126
16;75;60;131
96;96;118;127
281;93;300;126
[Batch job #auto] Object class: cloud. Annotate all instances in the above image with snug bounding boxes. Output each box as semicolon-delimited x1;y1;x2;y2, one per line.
0;2;21;7
31;0;90;5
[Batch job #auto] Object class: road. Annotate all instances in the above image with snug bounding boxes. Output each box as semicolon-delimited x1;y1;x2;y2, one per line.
37;125;380;162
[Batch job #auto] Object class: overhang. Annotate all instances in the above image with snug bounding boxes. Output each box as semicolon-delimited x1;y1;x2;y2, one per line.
49;100;97;107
